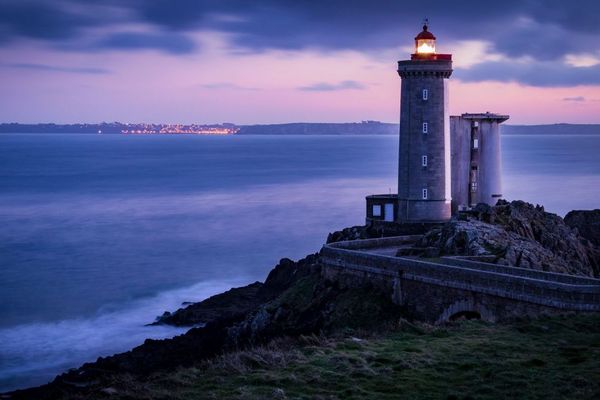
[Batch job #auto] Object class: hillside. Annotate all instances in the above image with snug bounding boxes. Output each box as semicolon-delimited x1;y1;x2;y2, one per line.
10;315;600;399
502;124;600;135
2;122;600;136
6;200;600;400
236;122;398;135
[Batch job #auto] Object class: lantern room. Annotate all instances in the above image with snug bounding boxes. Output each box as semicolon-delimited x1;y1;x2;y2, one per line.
410;21;451;61
415;23;436;54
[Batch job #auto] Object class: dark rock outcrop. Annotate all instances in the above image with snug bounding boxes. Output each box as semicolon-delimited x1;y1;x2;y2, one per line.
419;200;600;277
326;225;370;243
9;254;400;399
565;209;600;247
326;222;441;243
152;282;264;326
154;255;320;326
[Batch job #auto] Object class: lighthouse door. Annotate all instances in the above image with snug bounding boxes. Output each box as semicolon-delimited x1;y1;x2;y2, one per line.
384;203;394;222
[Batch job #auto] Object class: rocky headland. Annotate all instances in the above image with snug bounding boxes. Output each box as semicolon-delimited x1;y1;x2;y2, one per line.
6;200;600;400
415;200;600;277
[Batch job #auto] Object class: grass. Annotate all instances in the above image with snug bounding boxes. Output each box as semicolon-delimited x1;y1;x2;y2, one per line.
74;314;600;400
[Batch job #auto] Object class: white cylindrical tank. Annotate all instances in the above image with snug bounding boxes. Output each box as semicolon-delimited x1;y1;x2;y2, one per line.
478;118;504;206
450;113;509;212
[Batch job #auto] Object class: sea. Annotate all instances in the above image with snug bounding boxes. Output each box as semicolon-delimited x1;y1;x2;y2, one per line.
1;133;599;392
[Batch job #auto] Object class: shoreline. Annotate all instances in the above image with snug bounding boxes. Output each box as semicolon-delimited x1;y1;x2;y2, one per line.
5;201;600;398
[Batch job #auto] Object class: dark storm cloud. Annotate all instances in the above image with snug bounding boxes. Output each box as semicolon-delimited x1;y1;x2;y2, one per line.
298;80;366;91
0;0;580;53
1;0;600;86
0;1;96;40
521;0;600;35
129;0;600;58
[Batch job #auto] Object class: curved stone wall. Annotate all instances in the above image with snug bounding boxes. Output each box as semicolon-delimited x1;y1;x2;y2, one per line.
321;236;600;323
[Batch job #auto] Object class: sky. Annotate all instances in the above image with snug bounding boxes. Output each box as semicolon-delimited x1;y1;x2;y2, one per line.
1;0;599;125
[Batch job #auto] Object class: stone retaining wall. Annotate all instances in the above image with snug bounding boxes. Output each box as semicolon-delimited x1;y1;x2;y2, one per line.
321;236;600;322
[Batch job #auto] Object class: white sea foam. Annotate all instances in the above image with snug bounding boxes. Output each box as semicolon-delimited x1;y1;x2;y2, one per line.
0;279;244;392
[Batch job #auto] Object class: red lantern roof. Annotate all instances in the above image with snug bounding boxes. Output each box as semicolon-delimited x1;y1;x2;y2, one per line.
415;25;436;40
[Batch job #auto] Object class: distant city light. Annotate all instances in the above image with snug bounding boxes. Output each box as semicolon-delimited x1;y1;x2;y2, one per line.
121;124;240;135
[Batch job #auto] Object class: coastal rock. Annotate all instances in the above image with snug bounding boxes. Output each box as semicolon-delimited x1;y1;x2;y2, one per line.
8;253;404;399
326;222;440;244
152;282;264;326
419;200;599;277
564;209;600;246
154;254;321;327
327;225;369;243
9;201;600;399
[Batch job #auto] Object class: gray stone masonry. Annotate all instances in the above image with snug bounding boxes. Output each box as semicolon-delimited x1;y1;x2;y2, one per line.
320;236;600;323
397;59;452;222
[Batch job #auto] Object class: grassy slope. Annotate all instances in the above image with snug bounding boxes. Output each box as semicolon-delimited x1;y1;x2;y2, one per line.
79;315;600;400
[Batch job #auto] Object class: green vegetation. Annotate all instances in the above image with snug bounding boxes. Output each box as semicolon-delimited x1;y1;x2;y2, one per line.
81;315;600;399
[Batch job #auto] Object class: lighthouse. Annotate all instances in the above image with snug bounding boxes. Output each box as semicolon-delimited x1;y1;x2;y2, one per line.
397;22;452;222
365;22;508;227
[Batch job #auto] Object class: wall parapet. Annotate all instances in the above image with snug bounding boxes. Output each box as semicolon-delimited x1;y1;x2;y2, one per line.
321;237;600;312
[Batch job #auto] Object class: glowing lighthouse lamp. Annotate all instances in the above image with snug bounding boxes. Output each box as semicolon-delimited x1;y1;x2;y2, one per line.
411;20;450;61
416;22;435;54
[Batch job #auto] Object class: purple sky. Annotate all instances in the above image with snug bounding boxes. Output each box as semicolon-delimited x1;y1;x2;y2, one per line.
1;0;599;124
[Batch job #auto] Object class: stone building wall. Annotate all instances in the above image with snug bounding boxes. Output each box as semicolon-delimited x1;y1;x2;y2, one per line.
320;237;600;323
397;60;452;222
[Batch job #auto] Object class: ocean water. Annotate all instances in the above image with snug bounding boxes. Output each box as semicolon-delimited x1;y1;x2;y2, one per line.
1;133;599;391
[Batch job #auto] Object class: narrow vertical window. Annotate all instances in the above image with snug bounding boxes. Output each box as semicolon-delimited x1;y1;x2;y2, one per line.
422;122;428;134
473;138;479;149
422;155;428;167
422;89;428;100
372;204;381;217
422;188;428;199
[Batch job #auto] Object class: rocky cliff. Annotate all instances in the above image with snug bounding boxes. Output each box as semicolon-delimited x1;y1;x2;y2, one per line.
9;254;400;399
565;209;600;247
152;256;320;327
418;200;600;277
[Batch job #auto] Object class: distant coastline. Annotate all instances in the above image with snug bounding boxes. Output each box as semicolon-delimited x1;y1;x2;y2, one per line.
1;121;600;135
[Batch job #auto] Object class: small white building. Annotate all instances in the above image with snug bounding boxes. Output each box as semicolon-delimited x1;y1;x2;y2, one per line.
450;113;509;214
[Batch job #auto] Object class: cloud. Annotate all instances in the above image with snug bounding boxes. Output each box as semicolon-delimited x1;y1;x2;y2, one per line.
128;0;600;61
564;54;600;68
3;62;110;74
298;80;366;92
454;61;600;87
2;1;597;56
562;96;585;102
0;1;195;55
2;1;600;86
0;1;97;40
199;82;260;91
93;32;197;54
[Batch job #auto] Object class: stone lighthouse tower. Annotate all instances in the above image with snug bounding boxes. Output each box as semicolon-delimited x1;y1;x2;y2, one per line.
397;22;452;222
365;22;508;227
